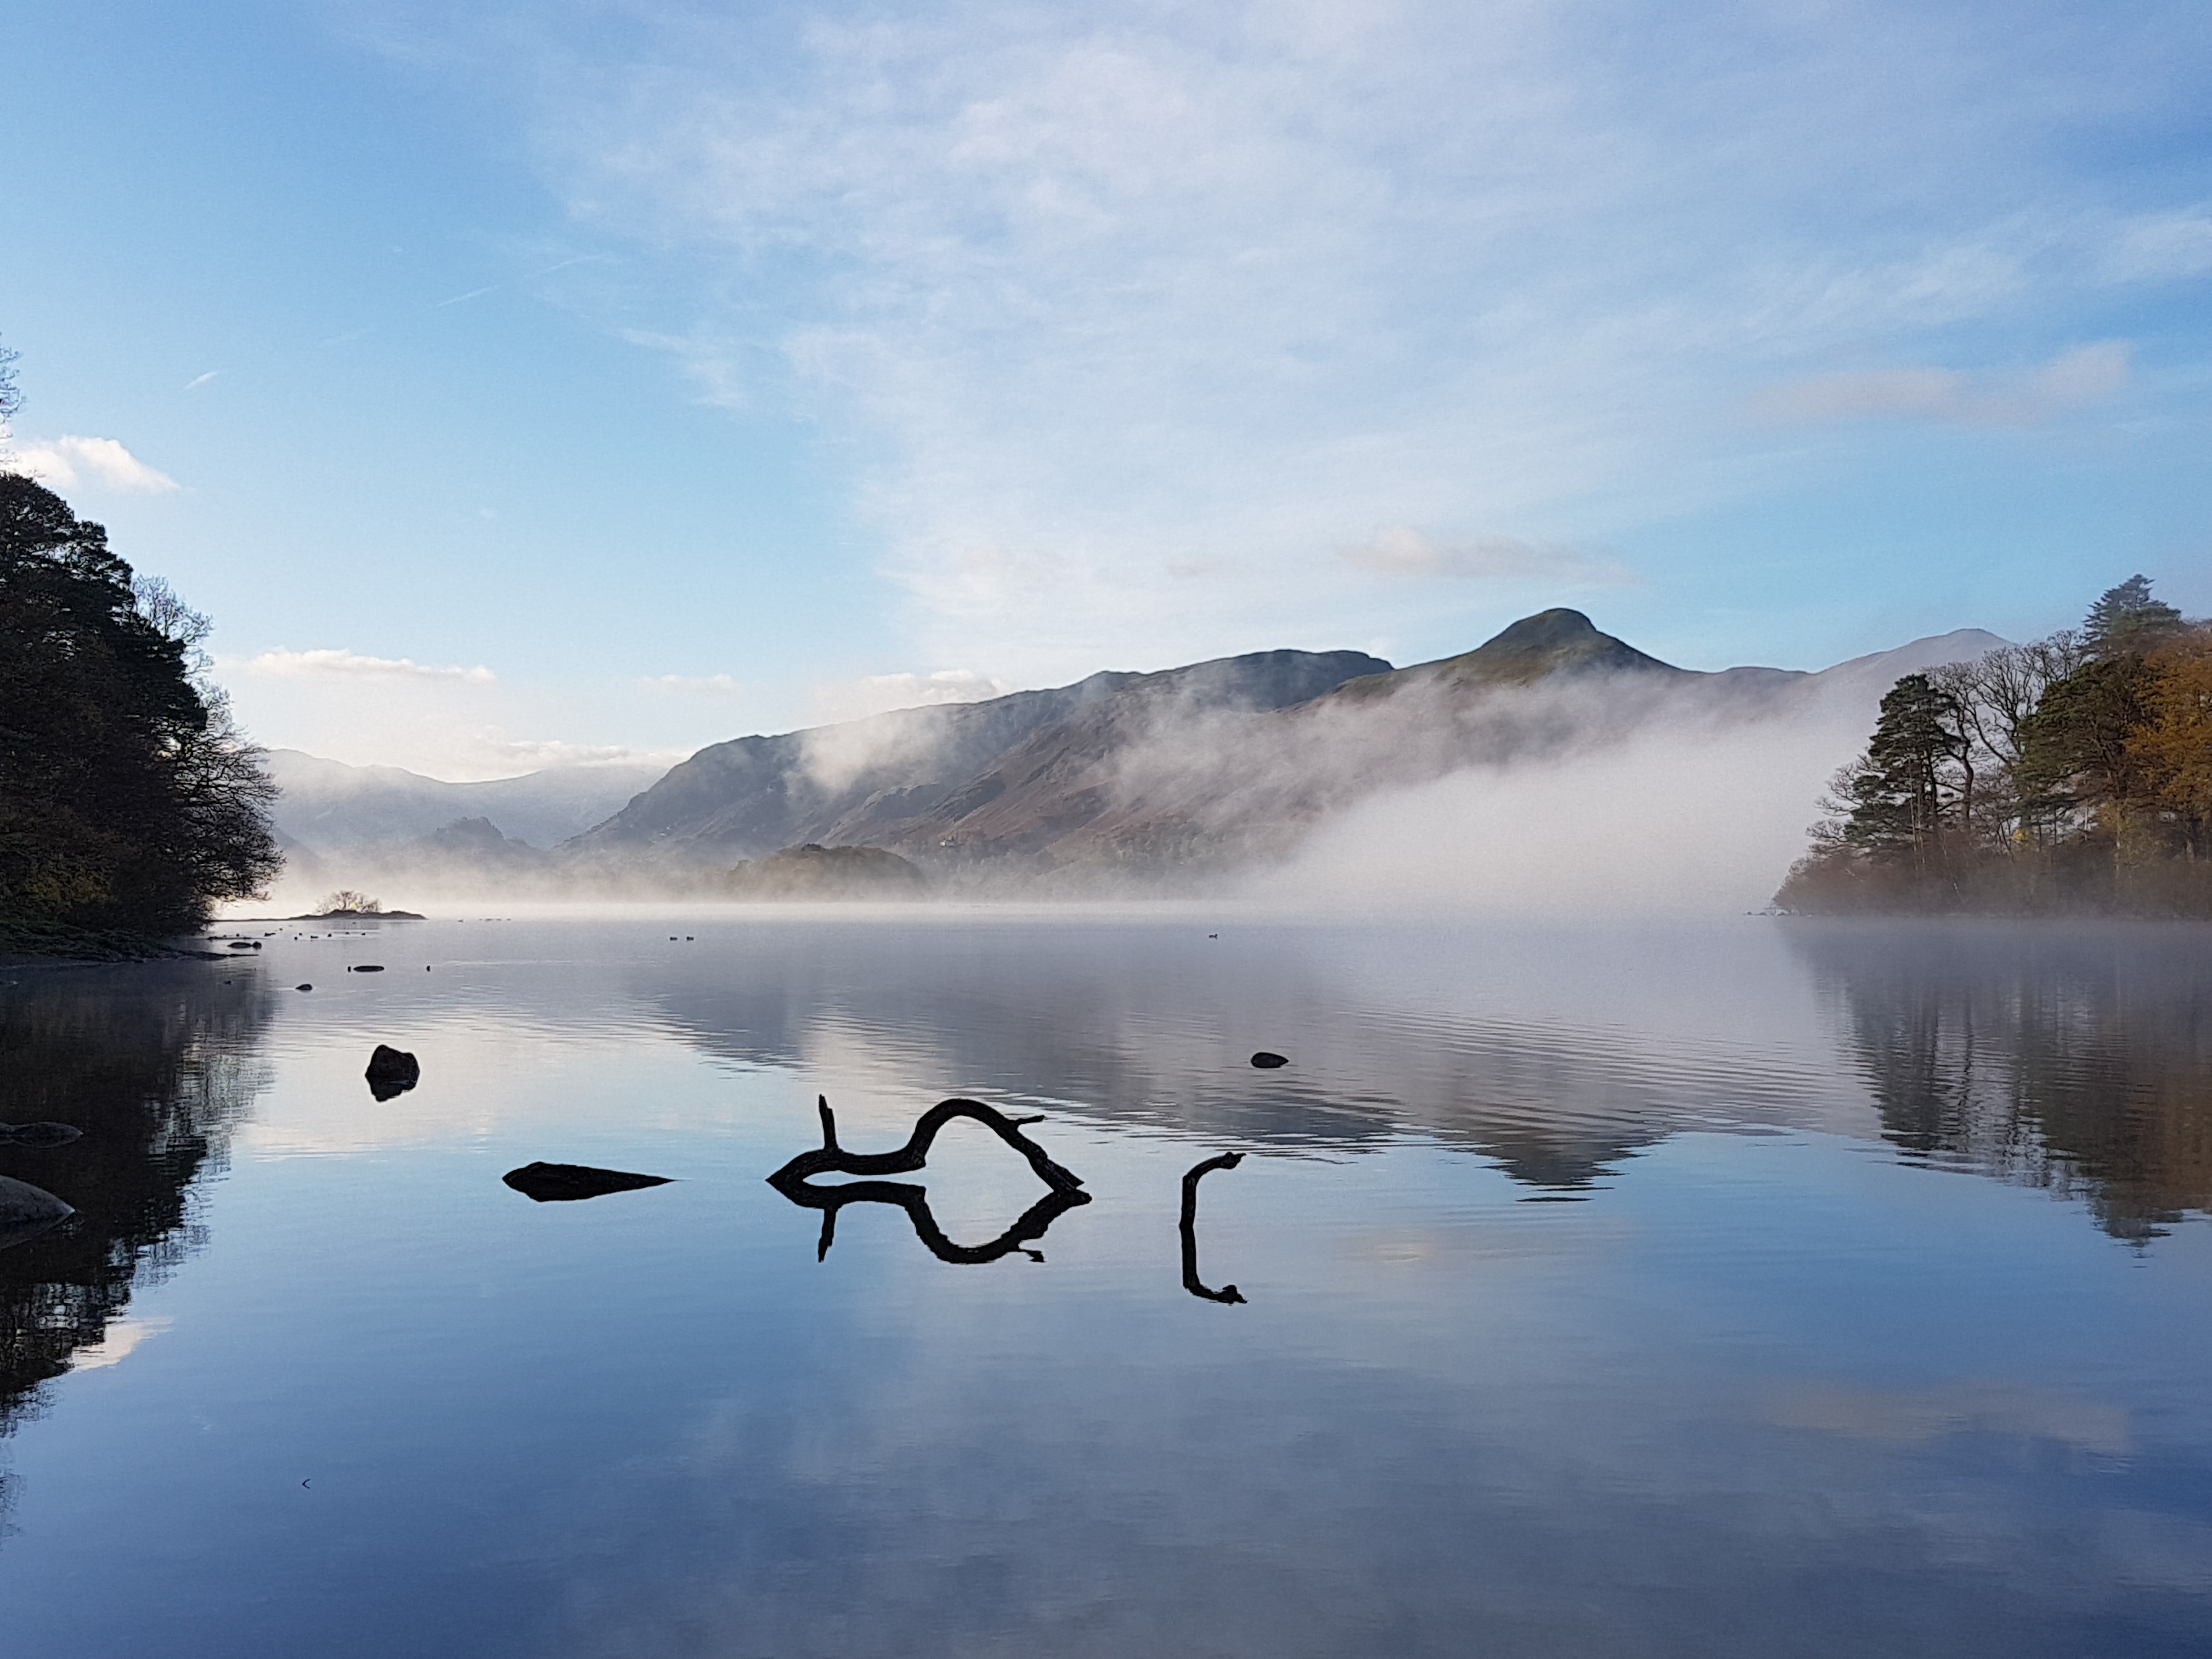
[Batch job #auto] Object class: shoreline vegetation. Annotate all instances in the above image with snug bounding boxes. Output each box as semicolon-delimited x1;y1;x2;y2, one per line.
2;471;281;959
1778;577;2212;917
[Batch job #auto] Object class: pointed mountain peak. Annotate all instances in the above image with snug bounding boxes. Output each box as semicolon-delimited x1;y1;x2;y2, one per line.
1330;608;1681;700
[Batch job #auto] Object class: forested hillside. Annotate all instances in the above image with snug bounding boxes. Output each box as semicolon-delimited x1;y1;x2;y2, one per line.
0;473;279;945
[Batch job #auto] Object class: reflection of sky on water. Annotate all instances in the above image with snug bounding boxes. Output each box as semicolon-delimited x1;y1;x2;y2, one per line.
0;915;2208;1656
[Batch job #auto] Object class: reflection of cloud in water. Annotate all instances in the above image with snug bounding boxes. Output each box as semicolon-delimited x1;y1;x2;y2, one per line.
1765;1381;2131;1454
69;1316;174;1372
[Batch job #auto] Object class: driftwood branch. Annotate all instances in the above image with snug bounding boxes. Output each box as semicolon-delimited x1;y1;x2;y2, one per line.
774;1178;1090;1264
1179;1152;1246;1304
768;1097;1086;1194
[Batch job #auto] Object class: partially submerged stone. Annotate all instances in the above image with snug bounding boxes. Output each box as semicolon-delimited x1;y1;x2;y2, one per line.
0;1121;83;1147
365;1045;421;1101
503;1162;673;1203
0;1174;74;1250
1250;1051;1289;1069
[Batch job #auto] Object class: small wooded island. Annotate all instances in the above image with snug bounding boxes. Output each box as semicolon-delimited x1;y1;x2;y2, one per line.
1779;577;2211;916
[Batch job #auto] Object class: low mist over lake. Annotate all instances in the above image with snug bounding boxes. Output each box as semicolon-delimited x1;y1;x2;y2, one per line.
3;911;2210;1655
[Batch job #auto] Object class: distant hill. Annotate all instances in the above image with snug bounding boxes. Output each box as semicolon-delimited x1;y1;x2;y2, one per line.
566;647;1391;870
263;752;666;850
264;614;2014;898
560;613;2011;884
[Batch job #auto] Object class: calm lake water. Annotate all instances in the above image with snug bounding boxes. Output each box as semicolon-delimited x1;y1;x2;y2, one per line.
2;910;2209;1657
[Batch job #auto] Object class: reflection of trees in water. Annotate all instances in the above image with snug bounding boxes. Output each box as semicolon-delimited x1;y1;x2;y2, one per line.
0;967;270;1434
1793;922;2212;1241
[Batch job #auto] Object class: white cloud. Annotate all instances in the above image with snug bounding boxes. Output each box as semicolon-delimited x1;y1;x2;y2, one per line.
1756;342;2132;427
1340;527;1634;585
10;434;179;493
643;672;747;696
805;668;1013;725
469;735;685;770
470;0;2203;676
236;648;498;684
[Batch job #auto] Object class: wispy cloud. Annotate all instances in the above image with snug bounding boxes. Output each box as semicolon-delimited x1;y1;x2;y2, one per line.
237;648;498;684
1756;342;2132;427
498;0;2198;676
643;672;747;696
805;668;1012;725
1340;527;1634;585
184;370;219;391
10;435;179;493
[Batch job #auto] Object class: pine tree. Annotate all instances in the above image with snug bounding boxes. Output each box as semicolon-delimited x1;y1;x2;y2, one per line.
1840;674;1969;877
2083;575;2183;659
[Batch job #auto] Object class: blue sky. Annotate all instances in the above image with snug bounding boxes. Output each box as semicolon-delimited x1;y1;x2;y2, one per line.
4;0;2208;777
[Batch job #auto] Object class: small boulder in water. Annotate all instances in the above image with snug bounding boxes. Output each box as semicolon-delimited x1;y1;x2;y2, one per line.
354;964;385;973
503;1162;673;1203
296;983;313;992
0;1122;83;1147
364;1045;421;1101
1250;1051;1289;1069
0;1174;74;1250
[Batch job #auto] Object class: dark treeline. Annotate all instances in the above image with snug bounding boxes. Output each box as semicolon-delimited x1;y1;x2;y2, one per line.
1779;575;2211;915
0;467;279;945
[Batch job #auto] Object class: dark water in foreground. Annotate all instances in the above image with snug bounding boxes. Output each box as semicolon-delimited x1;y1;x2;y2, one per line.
2;911;2209;1657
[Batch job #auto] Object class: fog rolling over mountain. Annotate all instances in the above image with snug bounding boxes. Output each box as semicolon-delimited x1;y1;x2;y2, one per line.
568;611;2006;893
255;612;2006;908
571;648;1392;873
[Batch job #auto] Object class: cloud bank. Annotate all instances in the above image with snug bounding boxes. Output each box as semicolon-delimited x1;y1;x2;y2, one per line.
238;648;498;684
9;435;178;493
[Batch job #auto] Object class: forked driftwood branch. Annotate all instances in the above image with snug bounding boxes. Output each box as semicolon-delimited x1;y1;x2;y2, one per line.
768;1097;1086;1194
775;1178;1090;1264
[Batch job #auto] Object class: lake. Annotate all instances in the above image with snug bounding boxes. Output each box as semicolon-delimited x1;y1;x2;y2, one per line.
2;910;2209;1656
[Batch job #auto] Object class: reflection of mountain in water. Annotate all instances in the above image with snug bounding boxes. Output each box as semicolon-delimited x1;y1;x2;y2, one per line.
1792;922;2212;1241
0;968;270;1432
633;923;1863;1195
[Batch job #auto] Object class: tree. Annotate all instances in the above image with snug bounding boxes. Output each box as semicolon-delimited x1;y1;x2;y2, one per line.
1837;674;1971;878
0;472;279;935
2017;656;2153;838
0;334;19;432
2127;629;2212;857
2084;575;2184;660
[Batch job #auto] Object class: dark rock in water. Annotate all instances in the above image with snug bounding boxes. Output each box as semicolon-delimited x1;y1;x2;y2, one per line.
1250;1051;1289;1069
0;1121;83;1147
364;1045;420;1102
354;964;386;973
296;983;313;992
0;1174;74;1250
226;940;259;950
503;1162;673;1203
